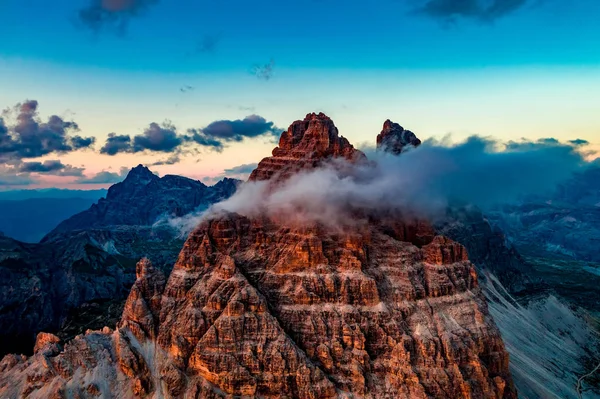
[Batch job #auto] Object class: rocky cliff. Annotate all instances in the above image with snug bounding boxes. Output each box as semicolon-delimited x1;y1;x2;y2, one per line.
0;114;516;398
249;112;366;182
0;168;239;359
376;120;422;155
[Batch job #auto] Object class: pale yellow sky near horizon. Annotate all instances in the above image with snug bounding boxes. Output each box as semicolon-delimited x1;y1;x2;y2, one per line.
1;59;599;189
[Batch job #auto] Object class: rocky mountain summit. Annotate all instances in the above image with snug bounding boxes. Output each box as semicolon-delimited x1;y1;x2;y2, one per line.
376;119;422;155
249;112;366;182
0;114;516;398
0;168;238;358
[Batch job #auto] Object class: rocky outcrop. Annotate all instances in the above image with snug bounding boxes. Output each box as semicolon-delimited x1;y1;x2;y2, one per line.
33;333;61;356
119;258;165;341
249;112;366;182
376;120;422;155
0;114;516;398
0;167;239;358
434;206;536;294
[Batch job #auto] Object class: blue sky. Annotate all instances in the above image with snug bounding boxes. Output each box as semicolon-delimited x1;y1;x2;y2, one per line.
0;0;599;188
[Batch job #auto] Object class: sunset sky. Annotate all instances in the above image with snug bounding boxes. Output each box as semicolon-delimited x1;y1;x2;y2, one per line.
0;0;599;189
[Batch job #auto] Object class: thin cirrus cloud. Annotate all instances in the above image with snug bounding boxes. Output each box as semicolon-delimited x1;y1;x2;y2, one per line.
224;163;259;175
74;167;130;184
100;115;282;157
77;0;159;34
251;59;275;81
417;0;531;22
17;160;84;177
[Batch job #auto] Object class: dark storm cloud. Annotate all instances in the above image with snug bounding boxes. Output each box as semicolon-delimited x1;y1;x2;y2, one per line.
418;0;531;21
200;115;282;143
0;100;95;163
188;115;282;151
71;135;97;149
78;0;159;34
132;122;184;152
101;115;282;155
100;133;132;155
101;122;187;155
569;139;589;146
186;129;224;151
17;160;84;176
75;167;129;184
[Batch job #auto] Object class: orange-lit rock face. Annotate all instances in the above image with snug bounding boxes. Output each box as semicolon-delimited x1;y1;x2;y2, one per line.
0;113;516;399
146;214;514;398
249;112;366;183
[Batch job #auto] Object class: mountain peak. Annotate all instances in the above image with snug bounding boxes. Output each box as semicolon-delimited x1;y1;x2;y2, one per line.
249;112;365;181
303;111;332;122
125;164;158;184
377;120;422;155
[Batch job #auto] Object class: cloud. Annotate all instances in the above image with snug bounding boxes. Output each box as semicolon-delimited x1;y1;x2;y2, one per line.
17;160;85;177
132;122;184;152
569;139;589;146
101;122;187;155
100;133;131;155
417;0;531;22
199;115;282;143
100;116;282;156
71;135;97;149
180;85;194;93
186;129;224;151
251;59;275;80
0;164;38;187
196;34;222;54
0;100;95;163
200;162;258;185
176;135;593;232
151;154;181;166
75;167;129;184
78;0;159;34
224;163;258;175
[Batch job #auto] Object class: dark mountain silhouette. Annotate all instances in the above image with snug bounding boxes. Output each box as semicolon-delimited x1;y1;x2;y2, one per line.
0;165;239;358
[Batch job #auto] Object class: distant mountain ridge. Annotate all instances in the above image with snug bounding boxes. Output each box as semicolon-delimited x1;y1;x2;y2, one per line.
0;188;107;201
44;164;238;240
0;197;98;243
0;165;240;358
488;165;600;263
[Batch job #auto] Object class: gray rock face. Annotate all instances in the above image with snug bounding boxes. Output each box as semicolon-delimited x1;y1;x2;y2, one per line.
376;120;422;155
0;165;239;358
435;206;537;294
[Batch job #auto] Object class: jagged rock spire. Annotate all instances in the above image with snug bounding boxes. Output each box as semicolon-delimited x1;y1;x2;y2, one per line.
249;112;365;182
377;120;421;155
